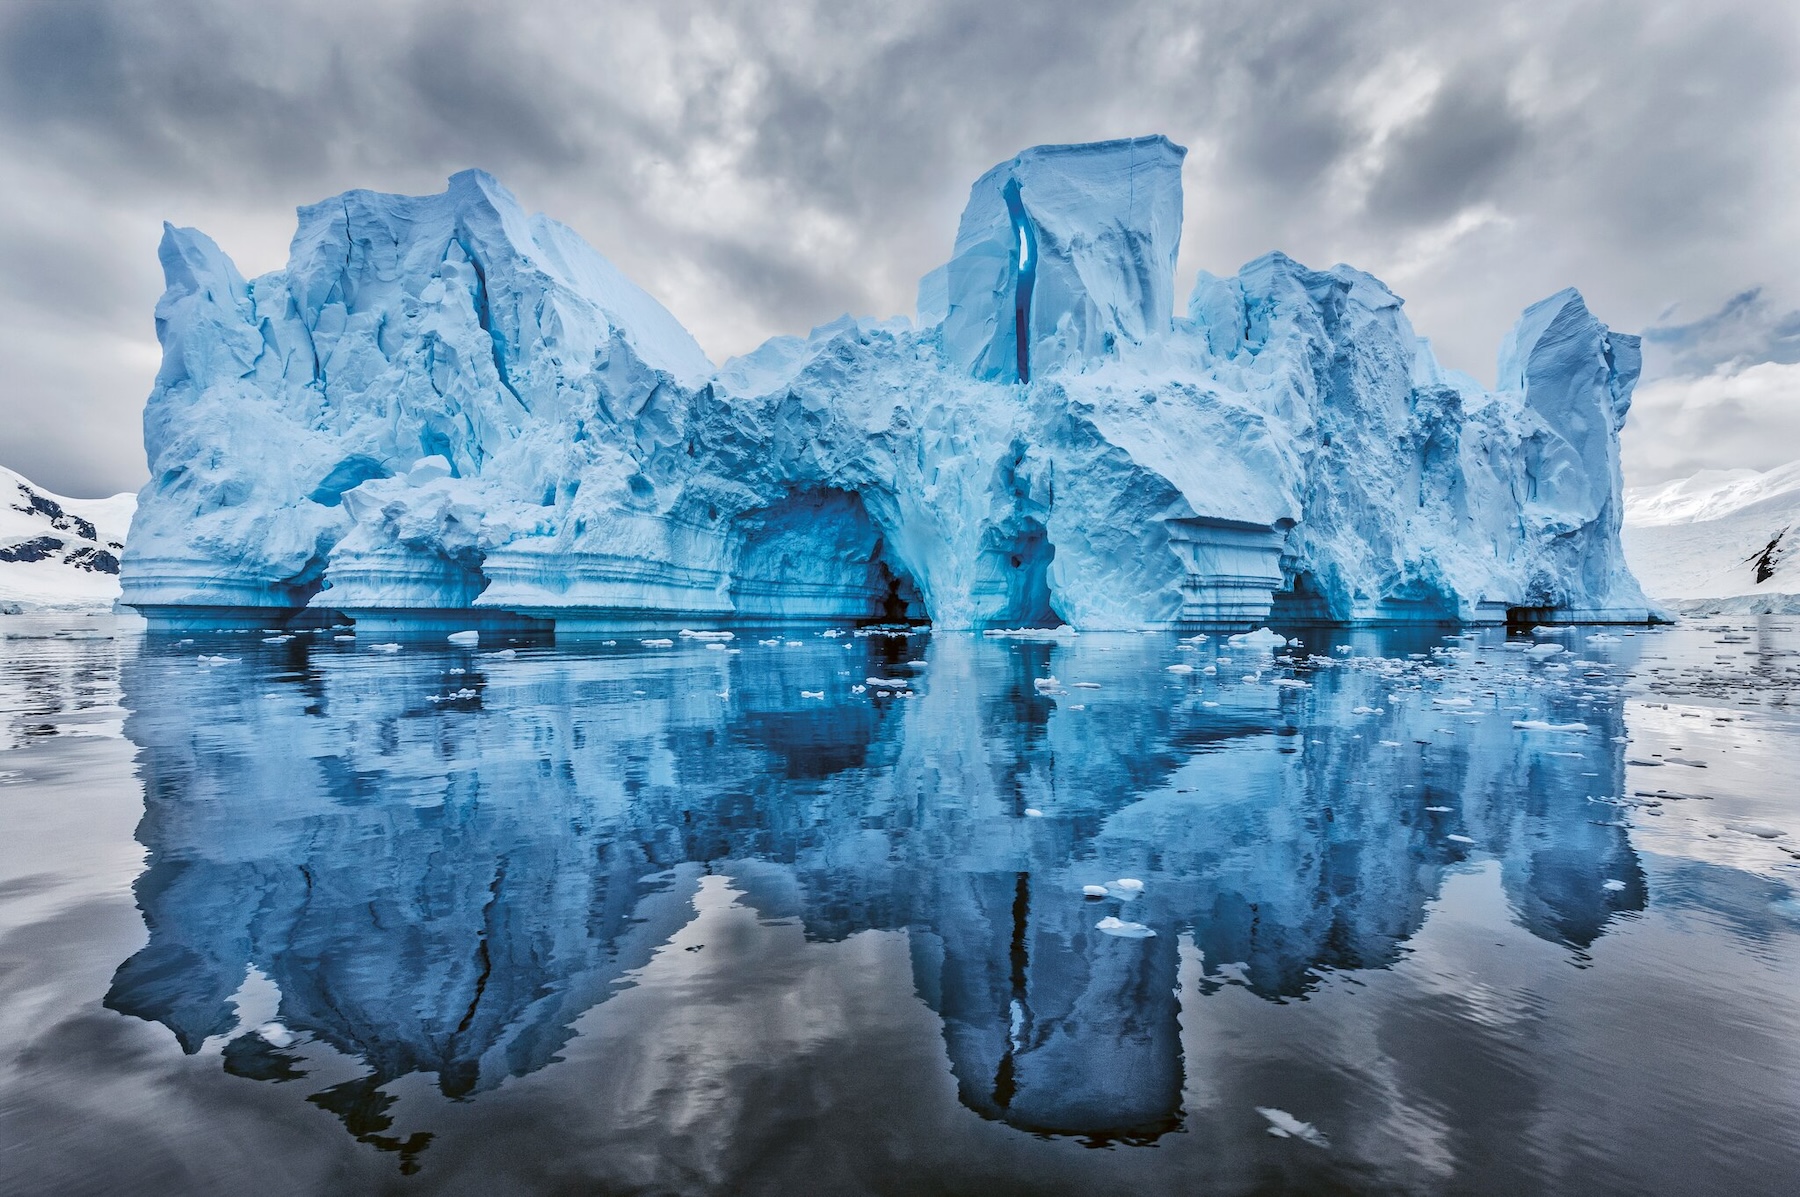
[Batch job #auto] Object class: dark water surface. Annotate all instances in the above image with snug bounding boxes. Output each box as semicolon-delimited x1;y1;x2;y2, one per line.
2;615;1797;1195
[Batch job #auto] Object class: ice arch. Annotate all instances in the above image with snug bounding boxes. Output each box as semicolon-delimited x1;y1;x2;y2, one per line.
729;489;927;623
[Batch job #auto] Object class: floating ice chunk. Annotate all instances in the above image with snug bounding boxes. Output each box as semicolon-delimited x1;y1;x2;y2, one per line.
369;643;402;654
871;676;912;687
983;627;1077;641
1527;643;1566;659
1082;884;1109;898
1113;877;1144;891
820;629;843;638
1425;805;1452;812
1447;834;1475;844
705;643;728;651
785;641;804;648
800;690;824;699
1352;706;1376;715
196;654;239;666
1229;627;1287;649
1257;1108;1329;1147
1202;664;1217;675
641;638;674;647
262;634;292;644
1180;633;1209;643
447;630;479;647
1201;699;1220;707
758;638;781;646
1603;879;1626;891
679;629;734;641
1072;681;1102;689
1379;740;1402;747
1434;696;1474;707
1272;679;1310;689
1512;720;1588;732
484;648;516;659
1095;916;1155;938
1166;663;1194;674
1024;808;1044;817
333;634;355;642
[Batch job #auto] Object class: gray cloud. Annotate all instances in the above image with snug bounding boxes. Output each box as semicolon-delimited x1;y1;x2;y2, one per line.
0;0;1796;495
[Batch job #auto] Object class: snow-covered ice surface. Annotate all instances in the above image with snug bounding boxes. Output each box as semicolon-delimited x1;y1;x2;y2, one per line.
0;465;135;611
3;615;1798;1192
1623;458;1800;614
123;137;1653;634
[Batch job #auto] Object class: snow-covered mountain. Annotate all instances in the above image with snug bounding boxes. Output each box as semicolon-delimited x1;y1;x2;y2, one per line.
1622;460;1800;613
0;466;136;611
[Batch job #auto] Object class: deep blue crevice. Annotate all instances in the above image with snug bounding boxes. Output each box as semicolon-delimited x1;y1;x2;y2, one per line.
1003;179;1037;383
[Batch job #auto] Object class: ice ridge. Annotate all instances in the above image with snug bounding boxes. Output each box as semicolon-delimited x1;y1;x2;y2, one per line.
121;143;1656;633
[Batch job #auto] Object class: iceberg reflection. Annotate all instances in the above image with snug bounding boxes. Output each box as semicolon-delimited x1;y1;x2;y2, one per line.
105;628;1645;1161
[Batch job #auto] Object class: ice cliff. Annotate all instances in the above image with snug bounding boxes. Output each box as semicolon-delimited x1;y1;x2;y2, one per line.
122;136;1655;632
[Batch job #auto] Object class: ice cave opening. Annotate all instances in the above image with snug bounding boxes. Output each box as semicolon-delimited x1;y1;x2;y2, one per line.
976;518;1060;629
729;488;928;624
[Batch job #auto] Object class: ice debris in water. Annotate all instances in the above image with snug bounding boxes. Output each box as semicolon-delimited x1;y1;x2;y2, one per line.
118;138;1656;634
1024;808;1044;817
447;630;479;647
1082;885;1109;898
641;638;674;648
1603;879;1627;891
1095;917;1155;939
1166;663;1195;674
800;690;824;699
1229;628;1288;649
1527;643;1566;659
369;643;401;654
679;629;734;641
1513;720;1589;732
1257;1108;1330;1148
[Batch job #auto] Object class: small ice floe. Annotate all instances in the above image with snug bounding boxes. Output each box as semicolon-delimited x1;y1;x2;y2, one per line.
1425;805;1452;813
1334;645;1353;654
1589;633;1621;643
175;638;194;646
1201;700;1220;707
820;629;843;638
447;630;479;647
1379;740;1402;747
1072;681;1102;690
449;667;465;675
1101;878;1145;901
483;648;517;659
1068;703;1086;711
369;643;403;654
1180;633;1209;644
1095;916;1155;939
1202;664;1218;675
870;676;911;688
1257;1107;1329;1147
1512;720;1588;732
641;638;674;647
1229;627;1287;649
1166;663;1195;674
907;659;927;666
1447;834;1475;844
196;654;240;666
427;688;479;703
705;642;728;651
262;634;293;644
877;691;891;697
1033;675;1063;693
1526;643;1566;659
983;626;1078;641
800;690;824;699
1241;674;1260;684
679;629;735;642
851;684;867;693
1603;879;1627;891
1273;679;1310;689
1082;885;1109;898
1024;808;1044;817
758;638;781;646
1352;706;1376;715
601;640;617;646
785;640;804;648
333;634;356;642
1434;696;1474;707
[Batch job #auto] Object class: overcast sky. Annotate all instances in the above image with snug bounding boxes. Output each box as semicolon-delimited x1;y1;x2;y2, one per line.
2;0;1796;497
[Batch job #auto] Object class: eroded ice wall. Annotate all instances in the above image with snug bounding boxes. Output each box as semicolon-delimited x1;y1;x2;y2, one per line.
122;140;1655;632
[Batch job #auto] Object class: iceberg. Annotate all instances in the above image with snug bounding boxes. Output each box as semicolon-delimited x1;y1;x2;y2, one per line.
121;136;1656;634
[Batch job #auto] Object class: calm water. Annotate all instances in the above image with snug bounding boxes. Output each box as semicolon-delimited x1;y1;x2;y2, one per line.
2;615;1798;1195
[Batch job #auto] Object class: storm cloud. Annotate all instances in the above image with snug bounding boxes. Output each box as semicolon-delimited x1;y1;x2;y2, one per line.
1;0;1795;494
